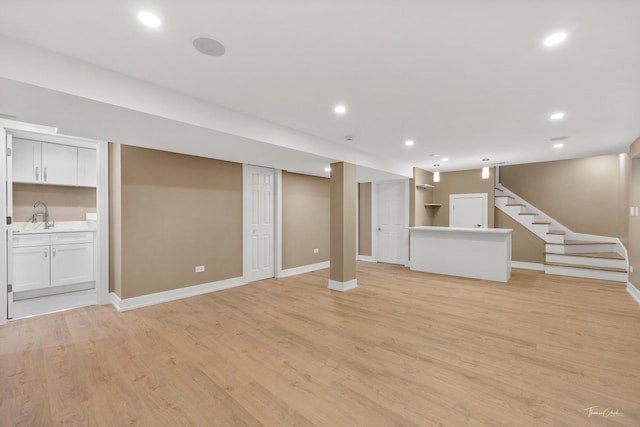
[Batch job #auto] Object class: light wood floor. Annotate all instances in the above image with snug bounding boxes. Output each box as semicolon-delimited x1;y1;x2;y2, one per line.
1;263;639;426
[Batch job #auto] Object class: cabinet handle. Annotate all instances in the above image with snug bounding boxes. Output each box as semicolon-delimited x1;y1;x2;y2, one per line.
43;167;47;182
52;248;56;257
35;166;39;181
44;248;48;258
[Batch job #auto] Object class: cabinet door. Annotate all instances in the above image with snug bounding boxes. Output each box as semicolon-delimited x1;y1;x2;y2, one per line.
13;245;50;292
51;243;94;287
12;138;42;184
42;143;78;186
77;147;97;187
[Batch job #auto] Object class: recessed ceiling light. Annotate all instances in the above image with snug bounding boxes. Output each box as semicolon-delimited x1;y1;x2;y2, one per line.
482;158;491;162
404;140;414;147
325;167;332;172
549;112;565;121
553;143;564;149
544;32;567;47
549;136;569;141
334;105;347;114
138;11;161;28
193;37;226;57
431;154;441;158
442;158;449;162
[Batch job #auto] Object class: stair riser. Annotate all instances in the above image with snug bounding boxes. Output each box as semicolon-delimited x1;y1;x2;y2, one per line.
504;205;526;216
495;200;518;210
545;243;617;254
531;224;551;234
545;254;627;270
545;265;627;283
545;234;565;244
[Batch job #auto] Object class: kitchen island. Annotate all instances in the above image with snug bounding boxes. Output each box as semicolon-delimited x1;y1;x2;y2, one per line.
409;226;513;282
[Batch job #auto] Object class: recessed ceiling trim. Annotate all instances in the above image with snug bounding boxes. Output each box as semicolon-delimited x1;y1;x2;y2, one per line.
193;36;226;57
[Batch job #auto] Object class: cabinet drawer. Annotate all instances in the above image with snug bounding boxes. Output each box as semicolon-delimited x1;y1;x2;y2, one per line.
13;233;50;248
50;232;94;245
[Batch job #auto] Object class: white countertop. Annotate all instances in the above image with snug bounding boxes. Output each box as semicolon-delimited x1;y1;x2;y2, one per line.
12;221;96;234
409;226;512;234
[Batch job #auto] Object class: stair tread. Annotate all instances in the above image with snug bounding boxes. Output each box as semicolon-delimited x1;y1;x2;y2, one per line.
545;252;625;260
545;261;627;273
494;187;503;191
505;203;525;206
495;195;514;199
532;222;551;225
547;230;566;235
518;213;538;215
547;240;616;246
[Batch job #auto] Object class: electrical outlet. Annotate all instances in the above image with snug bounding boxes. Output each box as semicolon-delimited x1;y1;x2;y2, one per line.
195;265;205;273
313;248;319;254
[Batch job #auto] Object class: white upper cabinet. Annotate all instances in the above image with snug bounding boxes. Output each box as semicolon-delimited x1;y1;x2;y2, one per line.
12;138;97;187
41;142;77;186
77;147;97;187
12;138;42;184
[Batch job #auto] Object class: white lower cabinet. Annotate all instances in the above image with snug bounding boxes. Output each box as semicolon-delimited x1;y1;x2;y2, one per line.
12;232;94;293
51;243;94;287
13;245;50;292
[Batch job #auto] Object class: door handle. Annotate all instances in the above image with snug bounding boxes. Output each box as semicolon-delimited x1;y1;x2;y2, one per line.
44;248;48;258
35;166;39;181
43;168;48;182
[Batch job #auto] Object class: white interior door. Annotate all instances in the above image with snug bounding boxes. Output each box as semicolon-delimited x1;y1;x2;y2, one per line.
450;193;488;228
377;181;407;264
245;165;275;282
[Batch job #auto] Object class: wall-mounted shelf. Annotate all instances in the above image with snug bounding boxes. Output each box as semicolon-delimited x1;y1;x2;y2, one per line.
416;184;434;189
424;203;442;207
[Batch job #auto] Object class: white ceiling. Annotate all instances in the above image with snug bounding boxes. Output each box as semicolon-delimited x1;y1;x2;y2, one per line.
0;0;638;174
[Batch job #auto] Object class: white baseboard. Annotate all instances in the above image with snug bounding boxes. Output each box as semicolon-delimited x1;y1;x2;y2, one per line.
627;282;640;305
328;279;358;292
109;276;247;312
511;261;544;271
279;261;329;278
357;255;375;262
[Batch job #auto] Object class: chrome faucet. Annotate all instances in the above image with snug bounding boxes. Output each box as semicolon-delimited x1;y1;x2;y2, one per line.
32;201;54;229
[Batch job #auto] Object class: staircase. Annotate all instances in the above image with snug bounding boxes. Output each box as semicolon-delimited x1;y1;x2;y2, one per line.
495;185;628;283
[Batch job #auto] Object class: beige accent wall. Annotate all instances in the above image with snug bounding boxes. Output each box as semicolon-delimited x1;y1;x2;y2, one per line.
409;167;435;227
111;144;243;299
13;183;96;223
330;162;357;283
500;155;628;243
628;136;640;286
432;168;495;227
494;209;545;264
109;143;122;296
282;171;330;269
358;183;372;256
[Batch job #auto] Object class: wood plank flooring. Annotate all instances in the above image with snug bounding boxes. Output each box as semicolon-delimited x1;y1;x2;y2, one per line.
1;262;639;426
